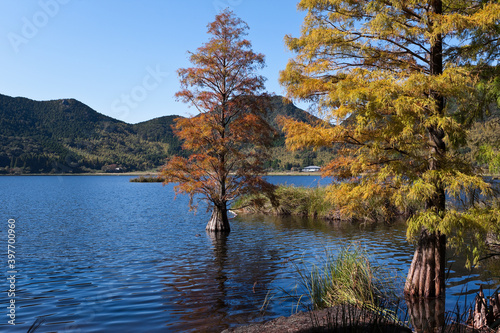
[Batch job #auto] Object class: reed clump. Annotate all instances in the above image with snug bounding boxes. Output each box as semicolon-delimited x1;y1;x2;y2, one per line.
129;175;164;183
291;244;401;312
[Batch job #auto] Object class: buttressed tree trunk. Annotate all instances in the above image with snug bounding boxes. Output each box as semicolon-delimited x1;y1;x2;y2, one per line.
206;203;230;232
404;127;447;298
405;230;446;298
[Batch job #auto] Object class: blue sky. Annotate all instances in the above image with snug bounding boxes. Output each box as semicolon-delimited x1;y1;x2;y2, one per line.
0;0;306;124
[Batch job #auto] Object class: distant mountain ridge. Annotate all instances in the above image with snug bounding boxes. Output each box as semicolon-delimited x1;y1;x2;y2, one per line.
0;93;323;174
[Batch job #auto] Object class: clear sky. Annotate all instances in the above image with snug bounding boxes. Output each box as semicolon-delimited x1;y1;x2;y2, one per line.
0;0;307;124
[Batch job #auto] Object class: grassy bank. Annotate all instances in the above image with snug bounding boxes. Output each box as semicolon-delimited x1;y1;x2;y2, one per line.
232;184;409;223
233;185;335;219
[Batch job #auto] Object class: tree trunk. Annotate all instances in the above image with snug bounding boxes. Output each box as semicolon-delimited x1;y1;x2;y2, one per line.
206;203;230;232
468;287;500;330
404;230;446;298
404;0;447;300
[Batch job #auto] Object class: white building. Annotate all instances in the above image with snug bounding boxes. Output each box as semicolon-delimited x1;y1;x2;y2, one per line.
301;166;321;172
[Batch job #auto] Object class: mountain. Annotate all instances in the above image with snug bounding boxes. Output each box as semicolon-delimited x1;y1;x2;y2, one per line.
132;96;316;141
267;96;320;129
132;115;184;156
0;95;122;138
0;94;171;173
0;93;326;174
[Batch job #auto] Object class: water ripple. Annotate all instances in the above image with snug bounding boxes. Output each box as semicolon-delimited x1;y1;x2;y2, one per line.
0;176;497;332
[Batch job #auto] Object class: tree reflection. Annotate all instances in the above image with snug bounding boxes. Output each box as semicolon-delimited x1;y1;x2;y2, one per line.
159;229;286;332
406;297;445;332
210;231;229;312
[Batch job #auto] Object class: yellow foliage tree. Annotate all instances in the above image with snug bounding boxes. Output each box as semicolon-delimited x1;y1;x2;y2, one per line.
280;0;500;298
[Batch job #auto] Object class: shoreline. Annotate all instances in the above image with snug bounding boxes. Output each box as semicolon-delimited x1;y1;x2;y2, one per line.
0;171;324;177
1;172;498;182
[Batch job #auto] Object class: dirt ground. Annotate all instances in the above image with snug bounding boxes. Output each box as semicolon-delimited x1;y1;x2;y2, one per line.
221;305;412;333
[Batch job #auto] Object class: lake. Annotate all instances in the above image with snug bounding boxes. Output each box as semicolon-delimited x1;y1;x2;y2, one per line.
0;175;497;332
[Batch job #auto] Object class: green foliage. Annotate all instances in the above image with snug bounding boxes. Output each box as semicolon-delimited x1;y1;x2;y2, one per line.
407;192;500;268
133;116;185;157
477;145;500;174
463;73;500;174
264;146;332;171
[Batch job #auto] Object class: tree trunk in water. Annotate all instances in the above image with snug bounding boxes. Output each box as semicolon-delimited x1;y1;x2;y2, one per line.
206;203;230;232
404;230;446;298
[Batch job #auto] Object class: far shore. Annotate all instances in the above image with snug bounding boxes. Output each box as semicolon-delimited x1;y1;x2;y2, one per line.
0;171;157;177
1;171;498;181
0;171;324;177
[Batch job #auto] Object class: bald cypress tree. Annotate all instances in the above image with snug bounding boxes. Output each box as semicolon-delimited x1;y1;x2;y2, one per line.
280;0;500;298
160;10;275;232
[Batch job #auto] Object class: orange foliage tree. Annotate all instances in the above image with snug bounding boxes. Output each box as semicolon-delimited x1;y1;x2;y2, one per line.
160;10;275;232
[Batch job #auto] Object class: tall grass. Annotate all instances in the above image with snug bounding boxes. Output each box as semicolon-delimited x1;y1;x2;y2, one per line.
262;244;410;331
284;245;490;332
290;244;401;312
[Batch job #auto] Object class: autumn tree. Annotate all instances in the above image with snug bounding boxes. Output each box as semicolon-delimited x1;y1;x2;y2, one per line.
280;0;500;298
160;10;275;232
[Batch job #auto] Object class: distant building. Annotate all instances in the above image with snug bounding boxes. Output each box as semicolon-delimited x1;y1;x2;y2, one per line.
301;166;321;172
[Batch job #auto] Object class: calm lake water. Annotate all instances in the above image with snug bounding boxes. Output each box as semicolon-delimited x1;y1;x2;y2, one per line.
0;175;498;332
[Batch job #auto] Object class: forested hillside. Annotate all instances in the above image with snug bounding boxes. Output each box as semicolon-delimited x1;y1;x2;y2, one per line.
0;94;173;173
0;94;329;174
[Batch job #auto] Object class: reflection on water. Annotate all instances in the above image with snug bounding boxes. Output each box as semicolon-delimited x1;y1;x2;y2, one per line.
406;297;445;333
161;231;285;332
0;176;498;332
